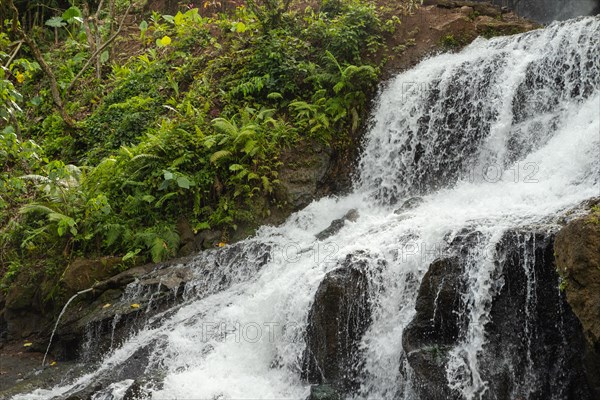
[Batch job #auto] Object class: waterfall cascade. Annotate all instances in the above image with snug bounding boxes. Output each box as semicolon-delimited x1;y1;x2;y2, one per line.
12;16;600;400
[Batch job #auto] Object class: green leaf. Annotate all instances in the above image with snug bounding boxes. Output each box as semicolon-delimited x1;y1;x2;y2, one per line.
141;195;156;203
229;164;244;171
62;6;82;23
232;21;246;33
155;192;177;207
100;50;109;64
194;222;210;232
123;248;141;261
174;12;184;25
176;176;190;189
163;170;174;180
243;140;257;155
139;20;148;32
267;92;283;100
150;237;166;262
45;17;66;28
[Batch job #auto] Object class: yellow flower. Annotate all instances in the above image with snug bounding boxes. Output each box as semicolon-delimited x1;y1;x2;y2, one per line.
160;36;171;46
130;303;140;309
15;71;25;84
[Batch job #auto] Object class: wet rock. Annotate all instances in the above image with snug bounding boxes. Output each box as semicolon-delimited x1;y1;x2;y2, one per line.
197;229;223;250
403;228;600;399
50;242;272;365
301;254;371;392
402;257;465;400
555;211;600;354
307;384;342;400
123;379;152;399
481;229;599;399
394;197;424;214
315;209;359;241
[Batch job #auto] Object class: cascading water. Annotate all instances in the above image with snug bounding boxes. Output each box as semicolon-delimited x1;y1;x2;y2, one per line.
12;16;600;400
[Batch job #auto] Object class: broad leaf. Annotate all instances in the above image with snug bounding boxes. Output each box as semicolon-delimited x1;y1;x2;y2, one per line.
45;17;66;28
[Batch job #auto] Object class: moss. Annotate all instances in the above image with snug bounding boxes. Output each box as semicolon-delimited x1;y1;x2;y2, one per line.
440;34;464;49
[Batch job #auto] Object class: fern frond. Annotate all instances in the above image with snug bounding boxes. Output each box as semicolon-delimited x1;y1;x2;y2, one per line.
20;203;56;215
210;150;232;164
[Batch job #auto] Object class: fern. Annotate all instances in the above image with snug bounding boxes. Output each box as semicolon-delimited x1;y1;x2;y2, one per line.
20;203;56;215
210;150;232;164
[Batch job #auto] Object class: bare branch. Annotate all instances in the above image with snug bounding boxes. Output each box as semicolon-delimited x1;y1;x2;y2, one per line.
6;0;75;127
65;1;133;96
4;40;23;68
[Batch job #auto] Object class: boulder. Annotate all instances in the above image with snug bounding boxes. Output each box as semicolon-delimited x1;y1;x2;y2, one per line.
62;257;123;294
279;140;331;210
301;254;371;392
315;209;359;241
402;257;465;400
475;15;537;36
555;209;600;353
435;1;502;18
432;13;471;32
3;272;45;338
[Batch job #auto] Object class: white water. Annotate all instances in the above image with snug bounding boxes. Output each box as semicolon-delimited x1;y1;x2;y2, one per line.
13;16;600;400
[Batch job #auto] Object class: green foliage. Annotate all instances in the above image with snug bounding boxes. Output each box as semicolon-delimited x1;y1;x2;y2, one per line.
1;0;399;290
0;66;22;130
441;34;460;49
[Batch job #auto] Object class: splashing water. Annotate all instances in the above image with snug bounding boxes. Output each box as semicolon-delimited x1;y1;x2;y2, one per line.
13;16;600;400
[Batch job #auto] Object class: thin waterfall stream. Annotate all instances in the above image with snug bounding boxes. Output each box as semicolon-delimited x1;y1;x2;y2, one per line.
41;287;95;368
11;16;600;400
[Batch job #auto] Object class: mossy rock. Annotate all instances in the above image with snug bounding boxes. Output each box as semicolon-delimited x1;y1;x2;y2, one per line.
62;257;123;294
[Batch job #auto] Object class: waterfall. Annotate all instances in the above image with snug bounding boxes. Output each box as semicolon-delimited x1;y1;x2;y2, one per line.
12;16;600;400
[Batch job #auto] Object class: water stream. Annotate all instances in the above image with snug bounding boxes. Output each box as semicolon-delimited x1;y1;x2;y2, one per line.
41;287;94;368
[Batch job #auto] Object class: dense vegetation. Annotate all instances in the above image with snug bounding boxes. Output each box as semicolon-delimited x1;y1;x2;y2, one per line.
0;0;418;295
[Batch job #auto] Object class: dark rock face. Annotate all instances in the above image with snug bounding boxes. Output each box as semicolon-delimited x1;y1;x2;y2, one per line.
3;272;48;338
403;228;600;400
401;230;479;399
554;209;600;396
402;257;465;400
279;140;332;210
555;210;600;354
302;254;371;393
481;230;599;400
307;384;342;400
